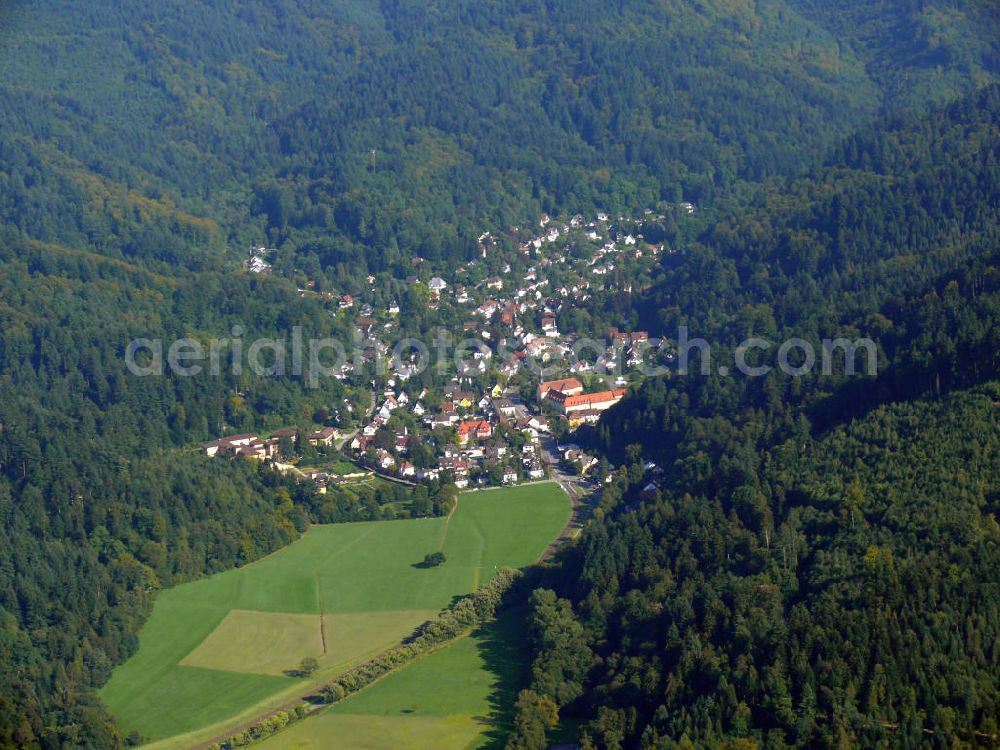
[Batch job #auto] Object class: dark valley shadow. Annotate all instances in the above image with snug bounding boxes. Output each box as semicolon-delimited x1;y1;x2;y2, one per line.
473;605;533;750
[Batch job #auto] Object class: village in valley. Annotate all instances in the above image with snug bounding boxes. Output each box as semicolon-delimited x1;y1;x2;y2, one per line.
219;208;690;502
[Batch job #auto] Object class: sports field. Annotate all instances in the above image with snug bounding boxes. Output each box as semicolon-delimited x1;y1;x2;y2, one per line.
256;606;529;750
101;483;569;749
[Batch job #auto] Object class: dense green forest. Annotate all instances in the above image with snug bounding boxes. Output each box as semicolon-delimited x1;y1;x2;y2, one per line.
0;1;998;748
510;85;1000;750
596;84;1000;474
2;0;998;282
518;384;1000;750
572;78;1000;381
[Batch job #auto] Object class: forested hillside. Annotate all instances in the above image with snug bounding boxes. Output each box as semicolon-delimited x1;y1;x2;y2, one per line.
2;0;998;281
0;228;364;747
521;384;1000;749
0;2;998;748
598;85;1000;477
510;85;1000;750
788;0;1000;108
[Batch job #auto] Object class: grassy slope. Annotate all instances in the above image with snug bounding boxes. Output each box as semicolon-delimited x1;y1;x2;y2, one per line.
256;606;531;750
180;610;324;676
101;483;570;745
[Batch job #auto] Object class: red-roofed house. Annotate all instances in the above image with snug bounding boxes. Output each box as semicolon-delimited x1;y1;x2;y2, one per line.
456;420;492;445
548;388;626;415
538;377;584;400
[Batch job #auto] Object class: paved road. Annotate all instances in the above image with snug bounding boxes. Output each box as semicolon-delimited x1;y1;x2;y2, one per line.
537;433;597;559
538;433;589;497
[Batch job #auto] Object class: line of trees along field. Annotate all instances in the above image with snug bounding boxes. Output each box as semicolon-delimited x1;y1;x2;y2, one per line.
0;1;998;747
506;86;1000;749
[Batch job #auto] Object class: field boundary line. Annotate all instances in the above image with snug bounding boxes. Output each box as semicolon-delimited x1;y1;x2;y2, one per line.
313;524;379;572
181;487;570;750
435;491;460;552
188;622;485;750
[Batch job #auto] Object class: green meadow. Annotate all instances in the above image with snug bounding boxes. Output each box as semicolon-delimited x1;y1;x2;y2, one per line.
256;607;530;750
101;483;570;749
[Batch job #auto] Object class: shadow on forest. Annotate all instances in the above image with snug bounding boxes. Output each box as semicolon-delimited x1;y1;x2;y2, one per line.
472;605;532;750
